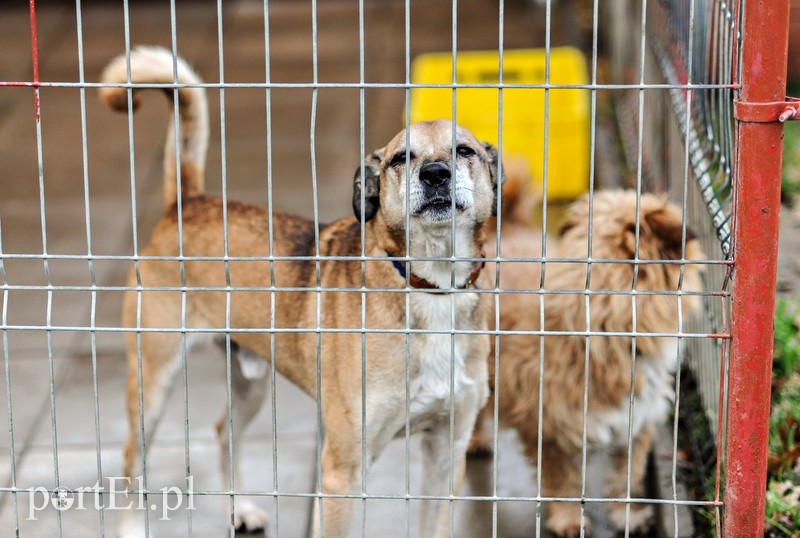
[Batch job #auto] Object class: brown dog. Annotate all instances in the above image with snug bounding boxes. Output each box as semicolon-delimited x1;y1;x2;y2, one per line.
477;183;705;536
101;47;501;537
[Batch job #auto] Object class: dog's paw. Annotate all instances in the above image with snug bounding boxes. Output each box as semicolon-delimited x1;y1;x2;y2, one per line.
608;504;654;535
547;524;587;538
546;507;590;538
466;431;494;459
233;500;269;534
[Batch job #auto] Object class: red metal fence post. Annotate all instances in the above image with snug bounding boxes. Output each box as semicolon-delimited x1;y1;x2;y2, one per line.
724;0;791;535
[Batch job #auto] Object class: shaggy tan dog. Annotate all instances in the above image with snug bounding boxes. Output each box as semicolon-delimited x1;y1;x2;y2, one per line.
478;183;705;537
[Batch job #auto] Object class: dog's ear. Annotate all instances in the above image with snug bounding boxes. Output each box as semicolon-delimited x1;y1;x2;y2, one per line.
645;208;697;259
482;142;506;216
353;149;385;222
559;219;577;237
620;209;697;259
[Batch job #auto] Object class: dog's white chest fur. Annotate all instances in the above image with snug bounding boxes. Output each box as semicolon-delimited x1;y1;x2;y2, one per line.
407;292;481;429
588;343;679;447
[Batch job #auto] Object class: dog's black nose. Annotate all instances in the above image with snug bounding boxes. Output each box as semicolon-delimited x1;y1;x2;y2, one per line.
419;162;451;187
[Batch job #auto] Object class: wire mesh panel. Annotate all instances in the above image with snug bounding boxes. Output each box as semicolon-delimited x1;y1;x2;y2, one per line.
605;0;736;442
650;1;736;448
0;0;785;537
602;0;741;533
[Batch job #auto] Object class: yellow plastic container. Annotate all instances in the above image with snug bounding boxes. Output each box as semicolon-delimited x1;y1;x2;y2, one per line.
410;47;590;200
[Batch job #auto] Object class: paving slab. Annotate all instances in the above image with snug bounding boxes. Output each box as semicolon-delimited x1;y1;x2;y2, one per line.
1;438;315;538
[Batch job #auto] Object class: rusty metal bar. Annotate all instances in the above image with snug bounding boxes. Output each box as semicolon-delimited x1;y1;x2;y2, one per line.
724;0;791;535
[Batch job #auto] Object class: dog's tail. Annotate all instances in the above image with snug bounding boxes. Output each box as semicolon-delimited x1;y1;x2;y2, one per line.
100;46;208;210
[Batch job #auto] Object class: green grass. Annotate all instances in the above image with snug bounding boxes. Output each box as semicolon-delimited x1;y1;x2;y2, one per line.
766;478;800;537
763;125;800;535
769;373;800;475
783;121;800;202
774;299;800;380
766;301;800;536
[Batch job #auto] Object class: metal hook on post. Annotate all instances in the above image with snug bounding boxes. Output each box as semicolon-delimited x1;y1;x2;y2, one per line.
734;97;800;123
779;100;800;122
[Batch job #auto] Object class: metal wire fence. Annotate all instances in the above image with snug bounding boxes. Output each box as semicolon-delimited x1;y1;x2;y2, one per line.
606;0;735;441
0;0;786;537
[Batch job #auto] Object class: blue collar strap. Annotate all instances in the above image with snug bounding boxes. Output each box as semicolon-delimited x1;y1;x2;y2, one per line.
392;260;408;278
388;254;484;291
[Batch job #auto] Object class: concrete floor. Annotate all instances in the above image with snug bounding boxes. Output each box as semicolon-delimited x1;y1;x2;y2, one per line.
0;1;622;536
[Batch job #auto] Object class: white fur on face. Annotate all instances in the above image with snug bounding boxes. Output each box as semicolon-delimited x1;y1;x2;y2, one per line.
406;159;476;222
379;121;494;231
375;121;495;288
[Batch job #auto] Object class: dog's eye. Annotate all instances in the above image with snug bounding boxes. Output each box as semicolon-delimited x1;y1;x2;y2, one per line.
456;145;476;157
388;151;411;167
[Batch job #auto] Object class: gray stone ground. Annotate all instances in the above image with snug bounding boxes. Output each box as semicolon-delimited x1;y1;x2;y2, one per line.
0;1;692;536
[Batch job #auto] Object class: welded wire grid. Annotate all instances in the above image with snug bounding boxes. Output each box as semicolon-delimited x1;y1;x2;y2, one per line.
606;0;736;438
604;0;737;533
0;0;740;537
658;0;736;450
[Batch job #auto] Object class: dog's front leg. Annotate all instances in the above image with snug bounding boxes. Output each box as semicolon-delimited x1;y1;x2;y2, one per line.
419;388;484;538
420;424;458;537
540;440;587;537
605;426;655;534
309;431;362;538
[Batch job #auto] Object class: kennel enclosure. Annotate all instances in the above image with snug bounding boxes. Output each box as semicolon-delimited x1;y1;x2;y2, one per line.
0;0;795;536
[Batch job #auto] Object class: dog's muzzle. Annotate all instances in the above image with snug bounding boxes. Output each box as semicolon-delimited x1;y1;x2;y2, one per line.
416;162;464;219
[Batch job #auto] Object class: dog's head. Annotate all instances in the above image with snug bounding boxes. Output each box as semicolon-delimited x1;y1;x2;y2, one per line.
352;120;503;230
556;191;706;350
559;190;705;294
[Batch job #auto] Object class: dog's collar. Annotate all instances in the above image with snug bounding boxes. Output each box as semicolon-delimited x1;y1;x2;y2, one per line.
389;252;485;291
